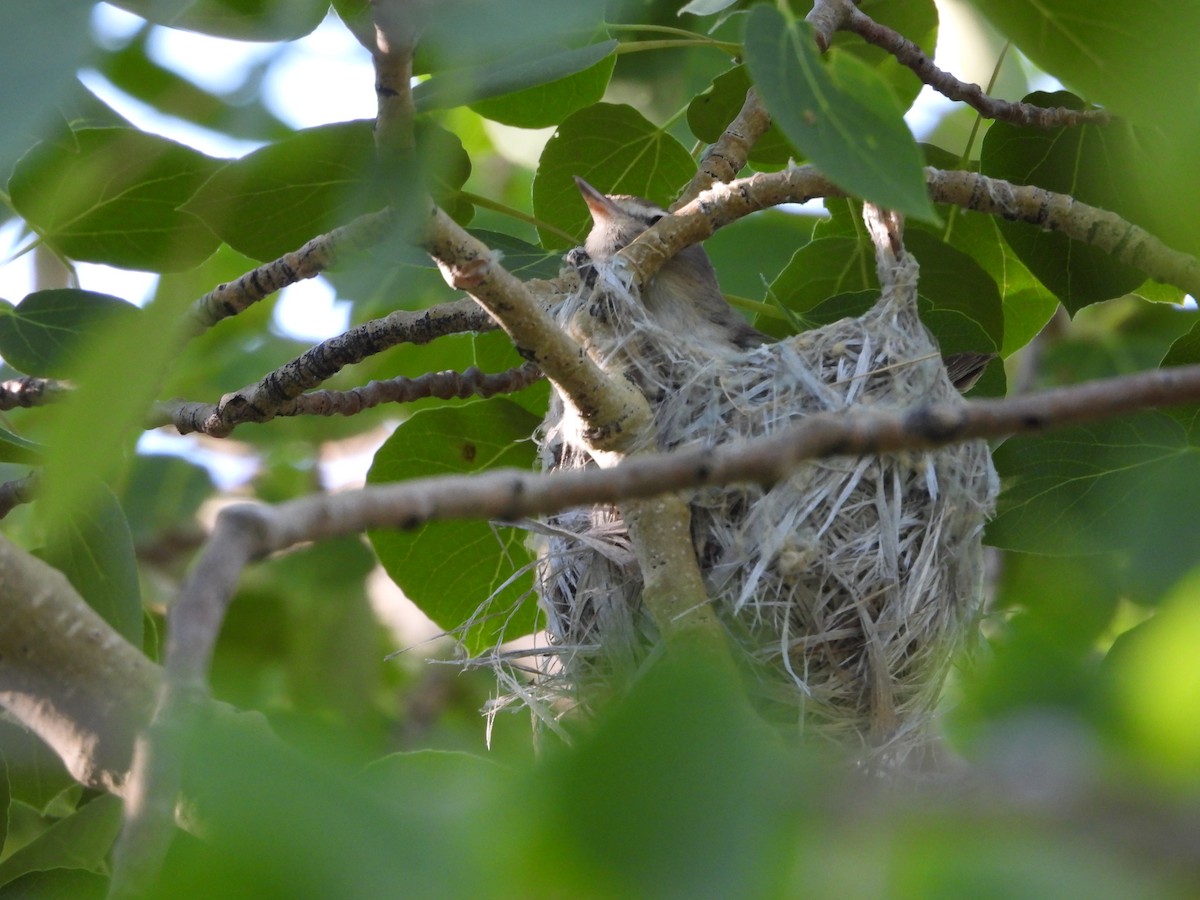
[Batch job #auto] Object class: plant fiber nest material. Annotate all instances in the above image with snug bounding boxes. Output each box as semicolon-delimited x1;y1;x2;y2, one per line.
525;213;997;764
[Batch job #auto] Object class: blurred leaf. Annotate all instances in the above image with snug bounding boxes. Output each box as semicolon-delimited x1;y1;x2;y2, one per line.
39;485;142;646
539;648;796;898
35;282;193;539
100;34;293;142
744;7;937;222
155;713;506;899
185;121;470;261
532;103;695;248
679;0;738;14
980;91;1148;312
0;794;122;888
417;40;617;121
9;129;221;272
108;0;328;41
829;0;939;110
1107;568;1200;782
0;426;42;465
366;399;542;653
0;290;139;378
0;754;9;853
989;410;1200;600
414;0;607;74
0;2;94;175
0;722;74;814
118;453;212;545
686;66;795;166
0;868;108;899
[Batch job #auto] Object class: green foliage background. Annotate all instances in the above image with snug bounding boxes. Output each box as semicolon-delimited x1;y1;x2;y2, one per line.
1;0;1199;895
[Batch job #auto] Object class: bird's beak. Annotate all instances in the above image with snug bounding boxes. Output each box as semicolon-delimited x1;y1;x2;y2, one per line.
574;176;619;223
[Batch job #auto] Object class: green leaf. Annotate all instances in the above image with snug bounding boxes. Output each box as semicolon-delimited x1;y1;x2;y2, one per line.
0;2;94;174
0;290;139;378
829;0;939;110
107;0;328;41
36;284;194;539
988;411;1200;600
766;235;875;334
980;91;1148;312
39;485;143;646
0;869;108;899
366;399;542;653
743;7;937;222
0;426;42;465
0;794;122;888
904;229;1003;352
414;0;607;75
469;230;562;280
0;722;74;814
686;66;796;166
1164;319;1200;369
929;210;1059;356
533;103;696;249
118;453;212;546
963;0;1200;130
416;40;617;122
184;121;471;261
99;34;293;143
8;129;221;272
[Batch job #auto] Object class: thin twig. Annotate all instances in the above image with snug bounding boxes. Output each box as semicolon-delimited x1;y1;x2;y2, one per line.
806;0;1109;127
674;88;772;208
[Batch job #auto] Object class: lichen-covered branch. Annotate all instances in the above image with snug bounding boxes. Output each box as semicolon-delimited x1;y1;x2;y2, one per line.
274;362;543;418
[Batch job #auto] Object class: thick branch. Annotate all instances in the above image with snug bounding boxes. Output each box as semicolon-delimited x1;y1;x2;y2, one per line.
422;204;650;451
0;535;161;795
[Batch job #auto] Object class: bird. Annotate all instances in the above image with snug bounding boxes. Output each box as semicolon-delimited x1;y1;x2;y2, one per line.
573;176;766;353
571;176;994;391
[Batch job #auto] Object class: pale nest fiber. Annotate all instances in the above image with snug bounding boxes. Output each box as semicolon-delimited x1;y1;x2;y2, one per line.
516;214;997;764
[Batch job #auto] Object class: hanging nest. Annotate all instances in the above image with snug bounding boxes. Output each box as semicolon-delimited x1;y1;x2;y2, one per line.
511;208;997;764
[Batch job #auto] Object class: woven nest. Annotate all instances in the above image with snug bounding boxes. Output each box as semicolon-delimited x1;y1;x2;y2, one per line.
504;218;996;764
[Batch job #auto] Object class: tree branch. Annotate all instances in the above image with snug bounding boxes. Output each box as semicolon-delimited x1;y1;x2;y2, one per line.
184;210;395;333
0;376;70;410
806;0;1108;127
0;535;161;796
616;166;1200;298
674;88;771;208
0;472;38;519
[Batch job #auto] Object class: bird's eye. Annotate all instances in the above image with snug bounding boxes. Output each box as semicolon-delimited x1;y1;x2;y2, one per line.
645;213;665;225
